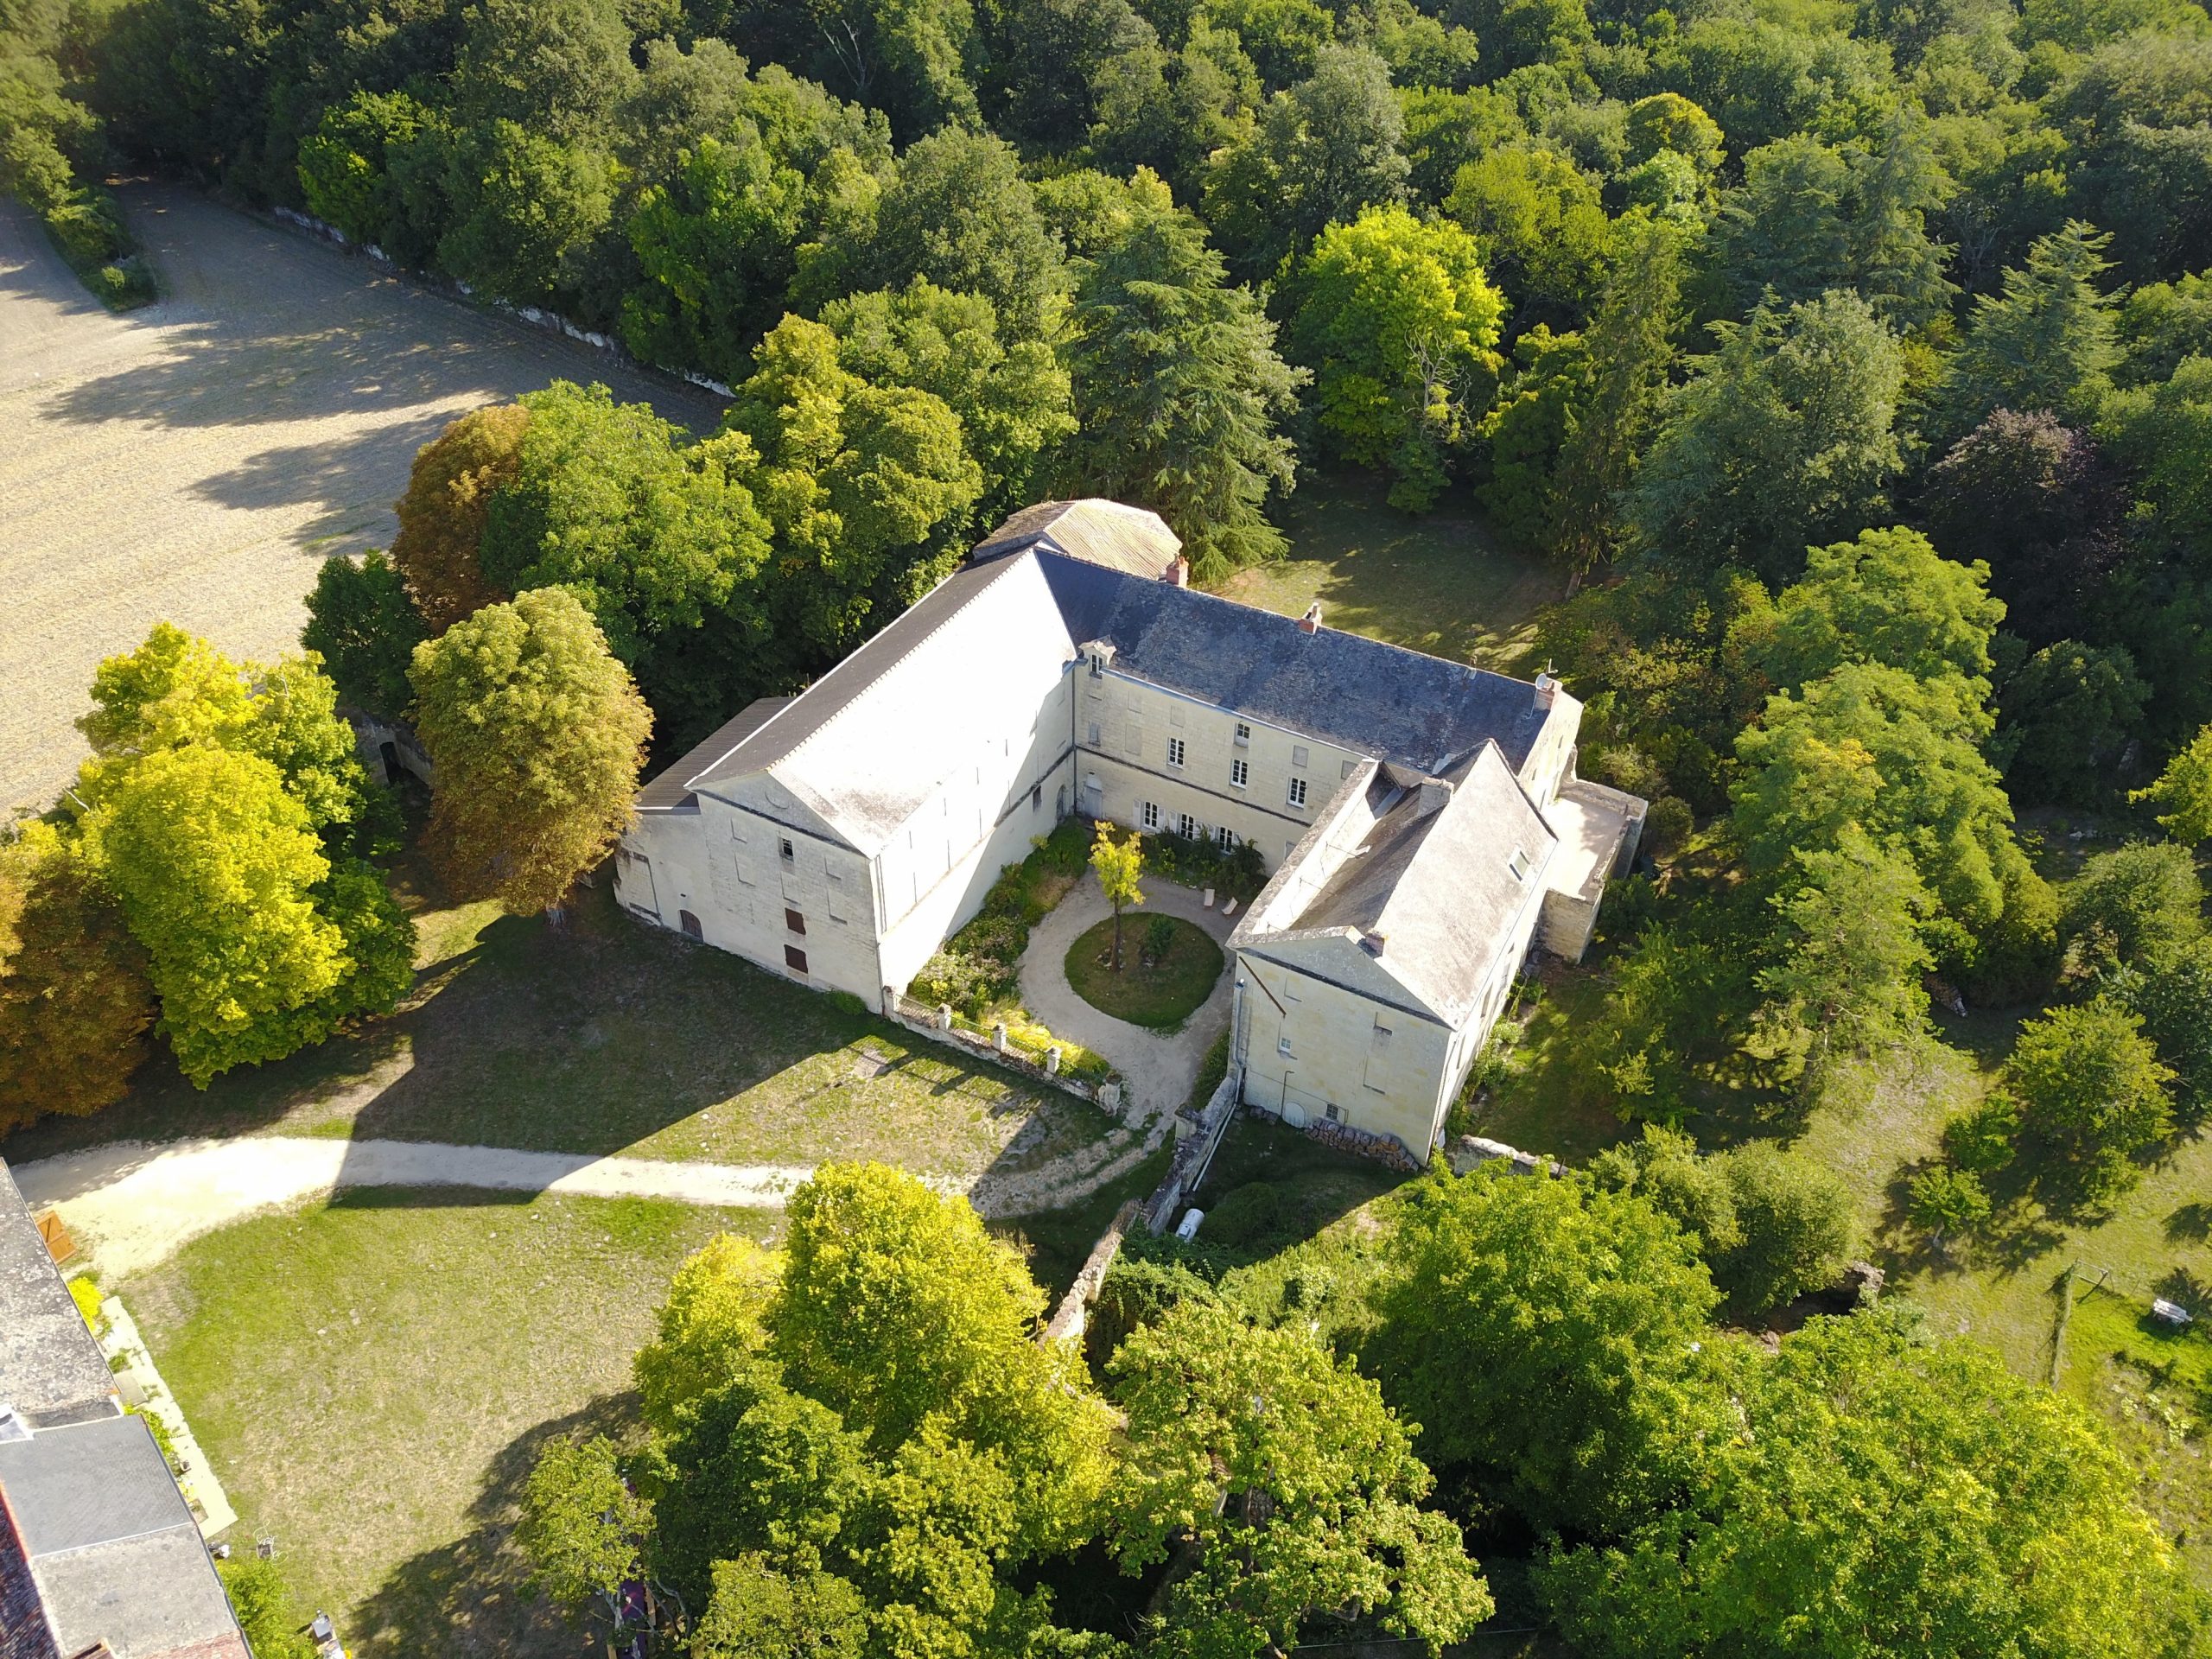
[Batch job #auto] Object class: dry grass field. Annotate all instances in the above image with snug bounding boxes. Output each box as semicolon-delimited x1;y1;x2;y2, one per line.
0;184;722;817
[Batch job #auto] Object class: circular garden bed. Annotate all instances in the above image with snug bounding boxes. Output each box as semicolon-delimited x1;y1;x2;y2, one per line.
1065;914;1224;1029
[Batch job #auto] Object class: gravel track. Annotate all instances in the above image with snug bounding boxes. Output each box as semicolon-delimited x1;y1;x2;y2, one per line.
0;183;723;815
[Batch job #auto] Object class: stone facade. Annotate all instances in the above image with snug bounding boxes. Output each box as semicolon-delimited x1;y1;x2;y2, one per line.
617;500;1643;1153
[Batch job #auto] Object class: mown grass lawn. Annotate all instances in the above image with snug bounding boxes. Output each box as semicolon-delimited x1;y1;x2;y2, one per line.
1064;915;1223;1029
0;877;1114;1195
1208;472;1555;668
118;1189;768;1658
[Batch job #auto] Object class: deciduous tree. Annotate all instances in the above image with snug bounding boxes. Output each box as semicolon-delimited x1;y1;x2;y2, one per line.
2133;722;2212;843
2009;996;2175;1204
0;823;156;1134
391;404;531;632
764;1162;1114;1549
408;588;652;915
1541;1306;2206;1658
1108;1300;1492;1657
1203;43;1408;283
517;1434;650;1609
1370;1165;1724;1537
1627;292;1904;584
1282;204;1504;510
1090;824;1145;972
88;747;349;1085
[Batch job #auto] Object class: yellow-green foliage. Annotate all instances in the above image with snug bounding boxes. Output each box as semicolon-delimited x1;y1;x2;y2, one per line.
67;1274;105;1336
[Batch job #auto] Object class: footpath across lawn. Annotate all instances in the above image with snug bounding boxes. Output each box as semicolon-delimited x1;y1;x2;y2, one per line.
118;1189;766;1657
1;879;1116;1198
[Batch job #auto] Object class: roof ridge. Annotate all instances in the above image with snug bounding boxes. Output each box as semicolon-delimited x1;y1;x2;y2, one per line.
1030;548;1538;693
762;543;1053;804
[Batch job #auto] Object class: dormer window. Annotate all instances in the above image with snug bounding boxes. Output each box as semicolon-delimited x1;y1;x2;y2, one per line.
1508;847;1532;882
1234;721;1251;746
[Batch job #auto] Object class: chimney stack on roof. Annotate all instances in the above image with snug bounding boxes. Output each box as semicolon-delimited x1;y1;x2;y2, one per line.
1535;667;1559;711
1299;602;1323;635
1163;555;1190;588
1417;777;1454;817
1362;930;1388;957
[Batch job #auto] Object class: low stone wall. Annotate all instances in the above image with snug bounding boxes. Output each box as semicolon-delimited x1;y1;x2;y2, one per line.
267;206;734;402
1301;1117;1422;1173
1040;1198;1142;1345
887;998;1118;1110
1144;1065;1242;1230
1444;1133;1562;1179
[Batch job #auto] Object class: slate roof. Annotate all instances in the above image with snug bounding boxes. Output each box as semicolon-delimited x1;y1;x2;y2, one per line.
0;1415;247;1659
636;696;792;811
1279;745;1558;1027
634;501;1556;852
1035;552;1554;775
0;1161;118;1429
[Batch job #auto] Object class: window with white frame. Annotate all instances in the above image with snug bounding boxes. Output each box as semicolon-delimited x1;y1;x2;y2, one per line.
1278;1034;1294;1057
1166;737;1185;768
1141;801;1160;830
1215;824;1234;849
1287;777;1308;808
1178;811;1200;839
1234;721;1251;746
1230;758;1249;788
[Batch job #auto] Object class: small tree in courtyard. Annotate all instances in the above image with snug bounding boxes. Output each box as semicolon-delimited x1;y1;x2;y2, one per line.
1091;824;1145;973
409;588;652;916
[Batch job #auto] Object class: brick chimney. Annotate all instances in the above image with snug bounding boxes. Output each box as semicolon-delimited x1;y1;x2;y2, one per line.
1299;601;1323;635
1163;555;1190;588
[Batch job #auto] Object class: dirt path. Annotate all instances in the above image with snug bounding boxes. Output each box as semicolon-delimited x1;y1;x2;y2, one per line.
9;1122;1150;1279
1019;873;1237;1116
0;184;724;815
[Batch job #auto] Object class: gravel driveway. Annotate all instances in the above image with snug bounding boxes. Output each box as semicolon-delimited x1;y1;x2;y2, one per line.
1019;873;1238;1119
0;185;722;814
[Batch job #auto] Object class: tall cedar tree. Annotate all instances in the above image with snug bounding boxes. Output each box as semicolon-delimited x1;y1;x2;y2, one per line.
409;588;652;914
1061;208;1306;577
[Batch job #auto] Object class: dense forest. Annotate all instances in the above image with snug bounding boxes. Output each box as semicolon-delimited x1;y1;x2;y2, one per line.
7;0;2212;1648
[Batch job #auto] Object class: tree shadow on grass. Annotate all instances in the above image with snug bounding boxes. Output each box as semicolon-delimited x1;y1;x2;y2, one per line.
347;1392;635;1658
2168;1203;2212;1246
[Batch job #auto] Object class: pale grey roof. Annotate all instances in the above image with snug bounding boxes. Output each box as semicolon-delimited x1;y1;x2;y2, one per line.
0;1161;118;1428
634;504;1559;853
975;499;1181;577
1252;745;1558;1026
0;1415;247;1659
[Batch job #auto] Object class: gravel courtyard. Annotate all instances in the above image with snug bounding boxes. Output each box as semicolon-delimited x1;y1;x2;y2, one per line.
0;183;723;815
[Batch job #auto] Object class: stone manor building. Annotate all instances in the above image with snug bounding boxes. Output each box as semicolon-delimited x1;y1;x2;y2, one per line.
615;499;1644;1158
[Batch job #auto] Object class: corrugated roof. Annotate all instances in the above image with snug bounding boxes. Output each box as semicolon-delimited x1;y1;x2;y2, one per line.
1278;745;1557;1025
1035;551;1551;774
